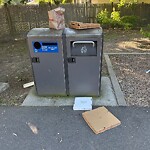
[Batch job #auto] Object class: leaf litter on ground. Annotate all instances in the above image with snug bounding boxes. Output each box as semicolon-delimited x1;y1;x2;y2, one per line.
27;122;38;134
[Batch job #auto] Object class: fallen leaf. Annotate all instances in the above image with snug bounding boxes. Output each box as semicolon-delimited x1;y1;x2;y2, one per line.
13;133;17;137
59;137;62;143
56;137;62;143
27;122;38;134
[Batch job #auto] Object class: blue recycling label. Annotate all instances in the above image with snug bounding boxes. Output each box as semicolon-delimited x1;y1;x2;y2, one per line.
32;42;59;53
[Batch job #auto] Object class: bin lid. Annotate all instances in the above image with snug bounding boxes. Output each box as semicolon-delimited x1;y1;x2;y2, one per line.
63;28;103;38
27;28;63;37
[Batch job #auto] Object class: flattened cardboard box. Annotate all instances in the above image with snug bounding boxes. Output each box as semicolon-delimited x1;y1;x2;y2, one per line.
69;21;100;29
82;107;121;134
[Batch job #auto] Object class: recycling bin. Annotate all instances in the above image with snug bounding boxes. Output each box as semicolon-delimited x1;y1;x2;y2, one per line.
63;28;103;96
27;28;66;96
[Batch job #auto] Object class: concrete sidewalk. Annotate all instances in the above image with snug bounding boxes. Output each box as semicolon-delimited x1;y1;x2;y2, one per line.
22;77;118;106
0;106;150;150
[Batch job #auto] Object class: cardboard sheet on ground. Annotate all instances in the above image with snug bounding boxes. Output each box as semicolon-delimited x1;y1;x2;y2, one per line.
73;97;92;110
82;107;121;134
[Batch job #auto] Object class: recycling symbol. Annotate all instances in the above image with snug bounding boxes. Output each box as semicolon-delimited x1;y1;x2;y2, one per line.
81;46;87;54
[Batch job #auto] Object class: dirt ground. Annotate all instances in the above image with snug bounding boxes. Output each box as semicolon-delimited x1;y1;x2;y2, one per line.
104;29;150;53
110;54;150;107
0;40;33;105
0;29;149;106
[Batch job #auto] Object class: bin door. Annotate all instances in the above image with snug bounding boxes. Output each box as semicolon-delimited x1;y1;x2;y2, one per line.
67;41;100;96
29;41;66;96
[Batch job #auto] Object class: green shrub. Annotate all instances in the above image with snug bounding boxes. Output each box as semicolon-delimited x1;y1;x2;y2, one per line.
97;9;122;29
122;23;133;30
140;24;150;38
121;15;139;29
117;0;126;8
110;9;123;28
97;9;112;28
97;9;139;30
111;8;121;22
97;9;109;21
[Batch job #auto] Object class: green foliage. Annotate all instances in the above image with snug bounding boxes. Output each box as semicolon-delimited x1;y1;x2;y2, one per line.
62;0;72;3
0;0;28;5
110;8;123;28
97;9;122;29
110;0;138;8
20;0;28;4
0;0;4;5
0;0;72;5
38;0;72;5
53;0;61;5
0;0;8;5
97;9;109;22
97;8;139;29
97;9;111;28
127;0;138;7
117;0;126;8
38;0;54;4
96;0;140;29
140;24;150;38
121;15;139;28
111;8;121;22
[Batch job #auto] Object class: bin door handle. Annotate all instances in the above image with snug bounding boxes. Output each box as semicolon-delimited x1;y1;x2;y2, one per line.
72;41;95;47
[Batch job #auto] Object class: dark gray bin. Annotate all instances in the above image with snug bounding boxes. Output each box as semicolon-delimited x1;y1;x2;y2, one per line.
27;28;66;96
64;28;103;96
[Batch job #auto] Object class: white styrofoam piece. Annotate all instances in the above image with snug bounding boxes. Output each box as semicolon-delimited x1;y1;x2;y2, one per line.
73;97;93;110
23;81;34;88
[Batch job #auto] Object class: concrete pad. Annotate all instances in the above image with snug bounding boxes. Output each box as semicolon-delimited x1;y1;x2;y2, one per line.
22;77;117;106
0;82;9;94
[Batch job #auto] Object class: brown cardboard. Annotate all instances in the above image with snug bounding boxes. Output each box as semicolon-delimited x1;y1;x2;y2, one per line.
69;21;100;29
48;7;65;30
82;107;121;134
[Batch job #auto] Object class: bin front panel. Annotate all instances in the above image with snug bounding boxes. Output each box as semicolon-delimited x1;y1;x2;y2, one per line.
65;36;103;96
27;28;66;96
